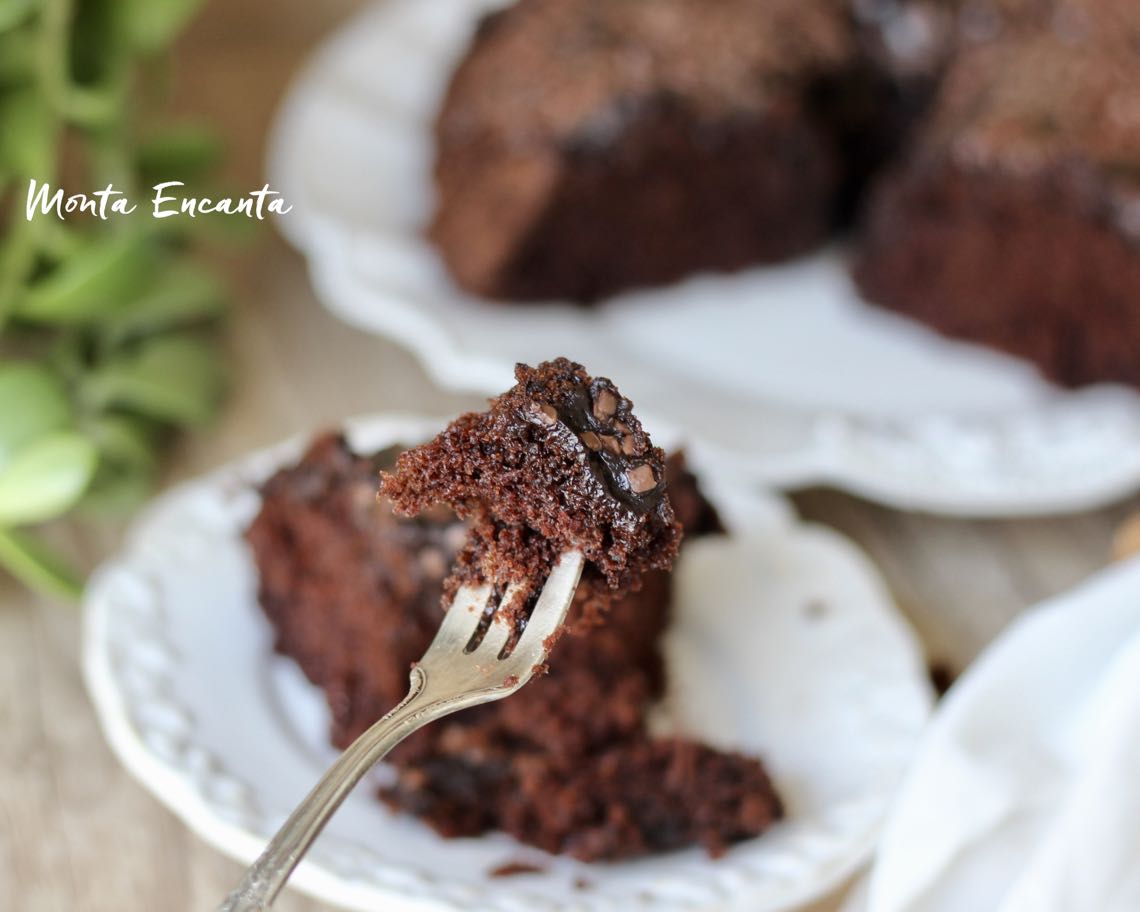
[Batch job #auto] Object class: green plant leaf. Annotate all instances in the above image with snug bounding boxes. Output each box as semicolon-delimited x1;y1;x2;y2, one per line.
0;87;53;176
80;413;162;518
86;412;159;472
0;431;99;525
83;334;225;426
0;362;73;466
123;0;204;54
0;26;35;85
79;461;155;515
137;123;222;184
64;0;130;129
39;220;88;263
99;262;225;345
0;527;83;600
0;0;35;32
61;82;127;128
15;232;159;325
47;331;88;383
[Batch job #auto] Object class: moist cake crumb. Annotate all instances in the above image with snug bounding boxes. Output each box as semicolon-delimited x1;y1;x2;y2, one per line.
380;358;681;626
489;861;546;878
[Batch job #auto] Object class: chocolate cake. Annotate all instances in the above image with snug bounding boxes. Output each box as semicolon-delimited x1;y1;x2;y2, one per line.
247;434;783;861
852;0;1140;110
854;28;1140;387
429;0;868;302
379;358;681;624
425;0;1140;390
248;433;466;747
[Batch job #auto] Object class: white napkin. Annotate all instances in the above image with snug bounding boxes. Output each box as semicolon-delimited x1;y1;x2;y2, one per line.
843;557;1140;912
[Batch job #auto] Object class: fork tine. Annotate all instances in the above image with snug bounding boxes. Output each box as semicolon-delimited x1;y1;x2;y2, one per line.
431;583;492;652
513;552;585;657
473;581;526;659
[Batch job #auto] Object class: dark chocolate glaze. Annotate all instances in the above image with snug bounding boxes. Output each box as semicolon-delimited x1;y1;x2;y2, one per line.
522;374;663;515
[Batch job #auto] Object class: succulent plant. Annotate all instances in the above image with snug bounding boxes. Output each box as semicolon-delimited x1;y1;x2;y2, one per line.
0;0;226;598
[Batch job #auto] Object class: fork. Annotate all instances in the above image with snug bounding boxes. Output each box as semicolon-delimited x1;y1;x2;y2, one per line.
217;550;585;912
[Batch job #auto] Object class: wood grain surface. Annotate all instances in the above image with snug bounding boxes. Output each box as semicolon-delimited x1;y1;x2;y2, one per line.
2;2;1135;909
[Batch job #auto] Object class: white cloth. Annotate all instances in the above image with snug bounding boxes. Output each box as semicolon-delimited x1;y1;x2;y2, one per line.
844;557;1140;912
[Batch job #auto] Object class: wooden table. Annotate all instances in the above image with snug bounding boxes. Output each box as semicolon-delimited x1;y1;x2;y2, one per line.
3;2;1136;908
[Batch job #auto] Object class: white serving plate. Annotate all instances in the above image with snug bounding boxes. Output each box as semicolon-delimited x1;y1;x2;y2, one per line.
84;414;932;912
267;0;1140;517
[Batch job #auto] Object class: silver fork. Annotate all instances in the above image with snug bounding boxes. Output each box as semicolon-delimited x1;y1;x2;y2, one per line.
218;550;585;912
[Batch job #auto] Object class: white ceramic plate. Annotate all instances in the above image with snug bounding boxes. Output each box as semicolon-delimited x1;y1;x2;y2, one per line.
268;0;1140;517
84;414;932;912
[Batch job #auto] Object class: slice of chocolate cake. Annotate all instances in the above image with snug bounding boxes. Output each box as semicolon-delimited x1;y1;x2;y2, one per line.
854;29;1140;387
429;0;862;302
379;358;681;624
844;0;1140;202
247;433;783;861
247;433;467;747
854;0;1140;85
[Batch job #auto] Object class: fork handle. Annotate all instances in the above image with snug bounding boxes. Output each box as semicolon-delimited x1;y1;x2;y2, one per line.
217;666;461;911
